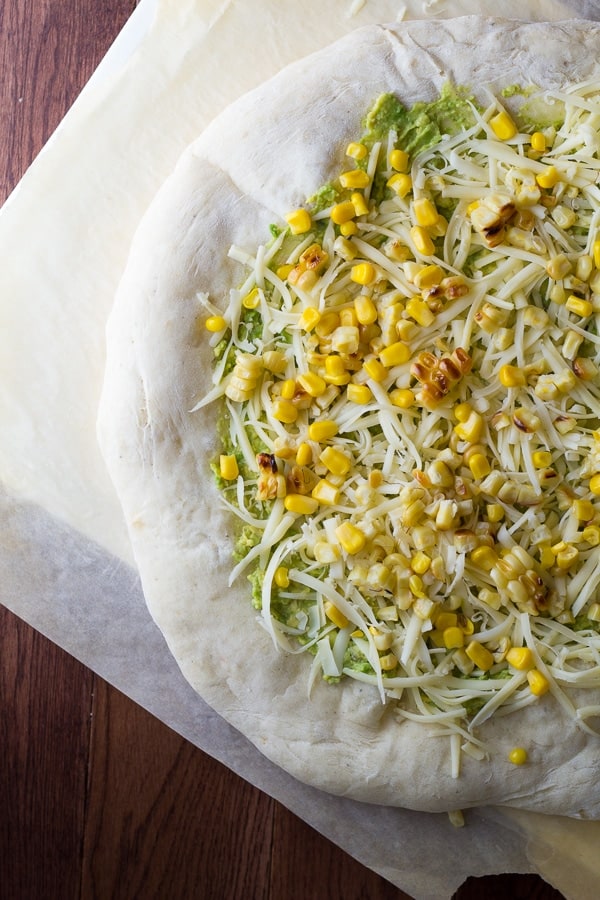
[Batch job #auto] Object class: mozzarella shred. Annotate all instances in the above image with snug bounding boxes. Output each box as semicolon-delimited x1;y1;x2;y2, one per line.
200;84;600;768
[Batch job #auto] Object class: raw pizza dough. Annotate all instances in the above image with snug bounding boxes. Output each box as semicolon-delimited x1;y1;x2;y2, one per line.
98;17;600;816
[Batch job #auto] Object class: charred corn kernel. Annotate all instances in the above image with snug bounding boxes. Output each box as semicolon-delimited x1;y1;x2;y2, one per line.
506;647;535;671
590;474;600;495
354;294;378;325
312;479;340;506
284;493;319;515
499;364;526;387
443;626;465;649
527;668;550;696
582;525;600;546
350;192;369;218
330;201;356;225
454;410;484;443
346;141;367;160
466;641;494;671
413;197;439;228
410;225;435;256
468;454;491;480
405;296;435;326
205;314;227;332
556;545;579;569
298;307;321;331
319;446;351;477
536;165;559;189
509;747;528;765
470;546;499;572
389;388;414;408
530;131;546;152
347;383;372;404
566;295;593;317
532;450;552;468
546;254;572;280
274;566;290;589
272;398;298;424
387;172;412;197
414;264;443;290
286;208;312;234
379;652;398;671
295;442;313;466
219;455;239;480
490;110;518;140
280;378;296;399
339;169;370;189
486;503;504;523
363;356;388;382
588;602;600;622
389;148;409;171
574;499;595;521
324;600;349;629
340;220;358;237
435;611;458;631
351;262;377;285
379;341;411;367
335;521;367;555
308;420;338;442
297;372;327;397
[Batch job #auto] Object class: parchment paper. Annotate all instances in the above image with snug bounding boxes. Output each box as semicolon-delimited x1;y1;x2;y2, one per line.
3;1;600;897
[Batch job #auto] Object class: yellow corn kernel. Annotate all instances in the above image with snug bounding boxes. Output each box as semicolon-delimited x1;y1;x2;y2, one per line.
286;208;312;234
499;364;527;387
340;220;358;237
470;546;499;572
389;388;415;409
219;455;239;481
408;574;426;598
319;446;351;477
508;747;528;765
272;398;298;424
277;264;294;280
339;169;370;189
582;525;600;547
323;355;345;379
297;371;327;397
242;288;260;310
486;503;504;523
379;341;411;368
536;165;559;189
351;262;377;285
335;521;367;555
295;442;313;466
414;264;443;290
354;294;378;325
590;474;600;495
308;420;338;442
284;493;319;515
274;566;290;589
262;350;287;374
324;600;349;629
435;499;456;531
389;148;409;171
350;191;369;217
566;295;593;317
347;383;372;404
205;314;227;332
527;668;550;696
530;131;546;152
363;356;388;382
410;552;431;575
546;254;572;280
465;641;495;672
574;498;595;521
368;470;383;489
454;410;484;443
405;296;435;327
312;479;340;506
461;617;475;636
330;201;357;225
410;225;435;256
532;450;552;468
280;378;296;400
379;651;398;671
298;307;321;331
454;402;472;423
443;626;465;650
387;173;412;197
435;611;458;631
413;197;439;227
490;110;518;141
468;453;491;480
556;545;579;570
588;602;600;622
346;141;367;160
593;240;600;269
506;646;535;671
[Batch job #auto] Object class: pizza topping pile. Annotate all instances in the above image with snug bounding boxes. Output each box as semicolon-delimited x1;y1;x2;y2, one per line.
197;82;600;770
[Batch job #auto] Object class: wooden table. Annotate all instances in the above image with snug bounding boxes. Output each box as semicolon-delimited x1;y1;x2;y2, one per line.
0;3;566;898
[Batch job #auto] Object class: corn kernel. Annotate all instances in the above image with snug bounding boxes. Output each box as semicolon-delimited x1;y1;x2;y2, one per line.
369;469;383;488
414;264;443;290
335;521;367;555
219;455;239;481
574;498;594;521
443;626;465;649
274;566;290;589
566;295;593;317
363;356;388;382
536;165;559;189
411;551;431;575
532;450;552;468
594;240;600;269
312;479;340;506
295;442;313;466
389;388;415;409
387;173;412;197
508;747;528;765
316;312;340;337
324;600;349;629
470;546;498;572
588;602;600;622
242;288;260;309
527;668;550;696
331;325;360;355
389;148;409;171
330;201;356;225
499;364;527;387
454;402;472;423
465;641;495;671
582;525;600;546
346;142;367;160
350;191;369;217
354;294;377;325
286;208;312;234
546;254;572;280
340;220;358;236
298;307;321;331
308;420;338;442
351;262;377;285
590;474;600;495
556;545;579;569
280;378;296;400
435;612;458;631
339;169;370;189
284;493;319;515
530;131;546;152
506;647;535;671
454;410;484;443
468;453;491;479
277;264;294;280
272;398;298;423
324;355;345;378
490;110;518;141
319;446;351;477
379;652;398;671
486;503;504;523
409;574;426;598
297;371;326;397
347;383;372;404
405;296;435;327
205;315;227;332
379;341;411;367
413;197;439;227
410;226;435;256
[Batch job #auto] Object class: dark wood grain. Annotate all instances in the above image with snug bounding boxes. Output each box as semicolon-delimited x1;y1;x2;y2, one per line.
0;2;568;899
